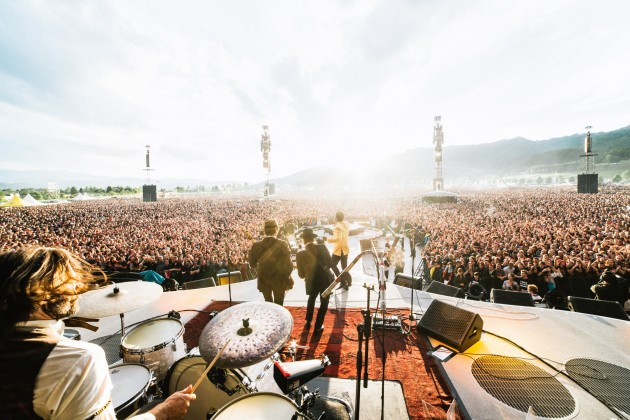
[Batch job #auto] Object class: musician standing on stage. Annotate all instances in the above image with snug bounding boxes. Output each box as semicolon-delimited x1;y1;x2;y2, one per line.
296;228;332;333
326;211;350;289
0;246;195;420
248;219;294;305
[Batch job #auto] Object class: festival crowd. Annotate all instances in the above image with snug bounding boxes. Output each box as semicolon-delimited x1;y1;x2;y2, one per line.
0;189;627;301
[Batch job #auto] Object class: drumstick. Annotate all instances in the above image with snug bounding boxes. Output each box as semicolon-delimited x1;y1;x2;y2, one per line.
191;339;231;393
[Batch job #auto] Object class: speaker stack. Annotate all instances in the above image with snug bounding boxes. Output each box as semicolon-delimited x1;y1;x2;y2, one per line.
142;185;157;202
577;173;598;194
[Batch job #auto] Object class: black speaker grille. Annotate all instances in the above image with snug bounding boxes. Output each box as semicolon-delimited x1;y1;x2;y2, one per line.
565;358;630;416
471;356;575;417
420;300;474;343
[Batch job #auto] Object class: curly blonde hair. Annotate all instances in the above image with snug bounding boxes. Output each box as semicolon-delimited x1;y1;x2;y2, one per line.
0;247;102;334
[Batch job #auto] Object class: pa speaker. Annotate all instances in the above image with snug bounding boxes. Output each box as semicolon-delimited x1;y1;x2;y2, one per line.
425;280;465;298
417;300;483;352
394;273;422;290
143;185;157;202
490;289;535;307
567;296;629;321
216;271;242;286
577;173;598;194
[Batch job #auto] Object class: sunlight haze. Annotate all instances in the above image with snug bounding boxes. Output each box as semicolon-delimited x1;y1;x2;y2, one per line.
1;0;629;183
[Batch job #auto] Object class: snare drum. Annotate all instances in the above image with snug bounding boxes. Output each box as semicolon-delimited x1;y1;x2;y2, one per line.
165;353;282;419
213;392;300;419
122;317;187;381
109;363;152;418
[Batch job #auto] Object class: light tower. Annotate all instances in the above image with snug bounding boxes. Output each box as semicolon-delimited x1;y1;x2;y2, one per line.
260;125;274;197
432;116;444;191
577;126;598;194
142;145;157;202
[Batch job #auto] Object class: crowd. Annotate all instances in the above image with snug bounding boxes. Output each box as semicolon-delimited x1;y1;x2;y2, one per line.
0;188;627;300
400;189;629;301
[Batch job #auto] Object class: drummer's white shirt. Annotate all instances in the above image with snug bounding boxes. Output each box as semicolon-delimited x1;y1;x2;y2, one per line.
18;320;155;420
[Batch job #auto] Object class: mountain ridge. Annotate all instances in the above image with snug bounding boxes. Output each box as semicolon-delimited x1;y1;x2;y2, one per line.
2;126;629;189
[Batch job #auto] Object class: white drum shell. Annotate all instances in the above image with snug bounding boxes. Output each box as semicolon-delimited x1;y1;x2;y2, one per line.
213;392;299;419
122;318;187;381
109;363;152;418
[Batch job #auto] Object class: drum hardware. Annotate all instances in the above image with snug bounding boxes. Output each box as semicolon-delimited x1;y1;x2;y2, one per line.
291;386;353;420
192;339;231;393
164;354;284;420
285;339;310;361
199;301;293;369
291;385;320;413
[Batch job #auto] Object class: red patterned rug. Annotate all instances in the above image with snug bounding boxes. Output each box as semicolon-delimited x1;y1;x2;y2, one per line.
184;301;453;420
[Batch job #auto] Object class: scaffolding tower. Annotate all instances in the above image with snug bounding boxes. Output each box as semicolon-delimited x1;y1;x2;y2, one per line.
432;116;444;191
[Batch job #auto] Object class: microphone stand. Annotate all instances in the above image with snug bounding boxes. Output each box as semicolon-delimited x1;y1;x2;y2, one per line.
355;283;374;420
409;234;417;323
355;324;363;420
362;291;372;388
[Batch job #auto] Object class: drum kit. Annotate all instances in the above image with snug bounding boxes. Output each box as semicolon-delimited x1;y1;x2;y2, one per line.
76;283;347;419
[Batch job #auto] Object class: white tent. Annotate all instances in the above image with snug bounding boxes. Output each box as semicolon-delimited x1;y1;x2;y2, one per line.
22;194;44;206
72;193;93;201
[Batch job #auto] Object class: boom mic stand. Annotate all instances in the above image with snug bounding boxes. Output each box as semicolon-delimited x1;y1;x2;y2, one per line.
226;243;233;307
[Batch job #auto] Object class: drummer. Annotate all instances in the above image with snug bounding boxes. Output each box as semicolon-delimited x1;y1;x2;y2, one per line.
0;246;196;419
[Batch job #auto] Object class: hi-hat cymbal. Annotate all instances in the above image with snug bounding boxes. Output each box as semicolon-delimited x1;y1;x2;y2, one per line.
76;281;162;318
199;301;293;368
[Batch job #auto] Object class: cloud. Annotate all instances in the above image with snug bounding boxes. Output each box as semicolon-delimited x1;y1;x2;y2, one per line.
1;0;629;183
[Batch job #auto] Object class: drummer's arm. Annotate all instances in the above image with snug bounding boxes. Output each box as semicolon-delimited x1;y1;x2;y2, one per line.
145;385;196;420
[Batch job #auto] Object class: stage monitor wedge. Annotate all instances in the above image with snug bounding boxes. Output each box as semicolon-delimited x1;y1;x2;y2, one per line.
394;273;422;290
216;271;242;286
490;289;535;307
568;296;629;321
417;299;483;352
425;280;465;299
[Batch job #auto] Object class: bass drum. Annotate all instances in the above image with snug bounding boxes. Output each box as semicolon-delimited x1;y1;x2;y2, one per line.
213;392;300;419
165;355;282;419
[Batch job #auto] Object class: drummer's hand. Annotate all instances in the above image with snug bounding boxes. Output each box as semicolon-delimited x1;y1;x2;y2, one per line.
149;385;196;420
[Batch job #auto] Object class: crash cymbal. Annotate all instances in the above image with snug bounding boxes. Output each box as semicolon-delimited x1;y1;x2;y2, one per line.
199;301;293;368
76;281;162;318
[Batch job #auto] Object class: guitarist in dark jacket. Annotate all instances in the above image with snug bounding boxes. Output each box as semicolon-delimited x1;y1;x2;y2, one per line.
249;219;294;305
296;228;333;333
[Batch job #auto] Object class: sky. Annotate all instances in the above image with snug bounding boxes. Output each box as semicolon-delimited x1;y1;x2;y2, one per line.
1;0;629;184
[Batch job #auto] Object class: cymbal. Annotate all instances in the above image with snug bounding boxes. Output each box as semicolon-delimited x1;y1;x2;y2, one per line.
199;301;293;368
76;281;162;318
